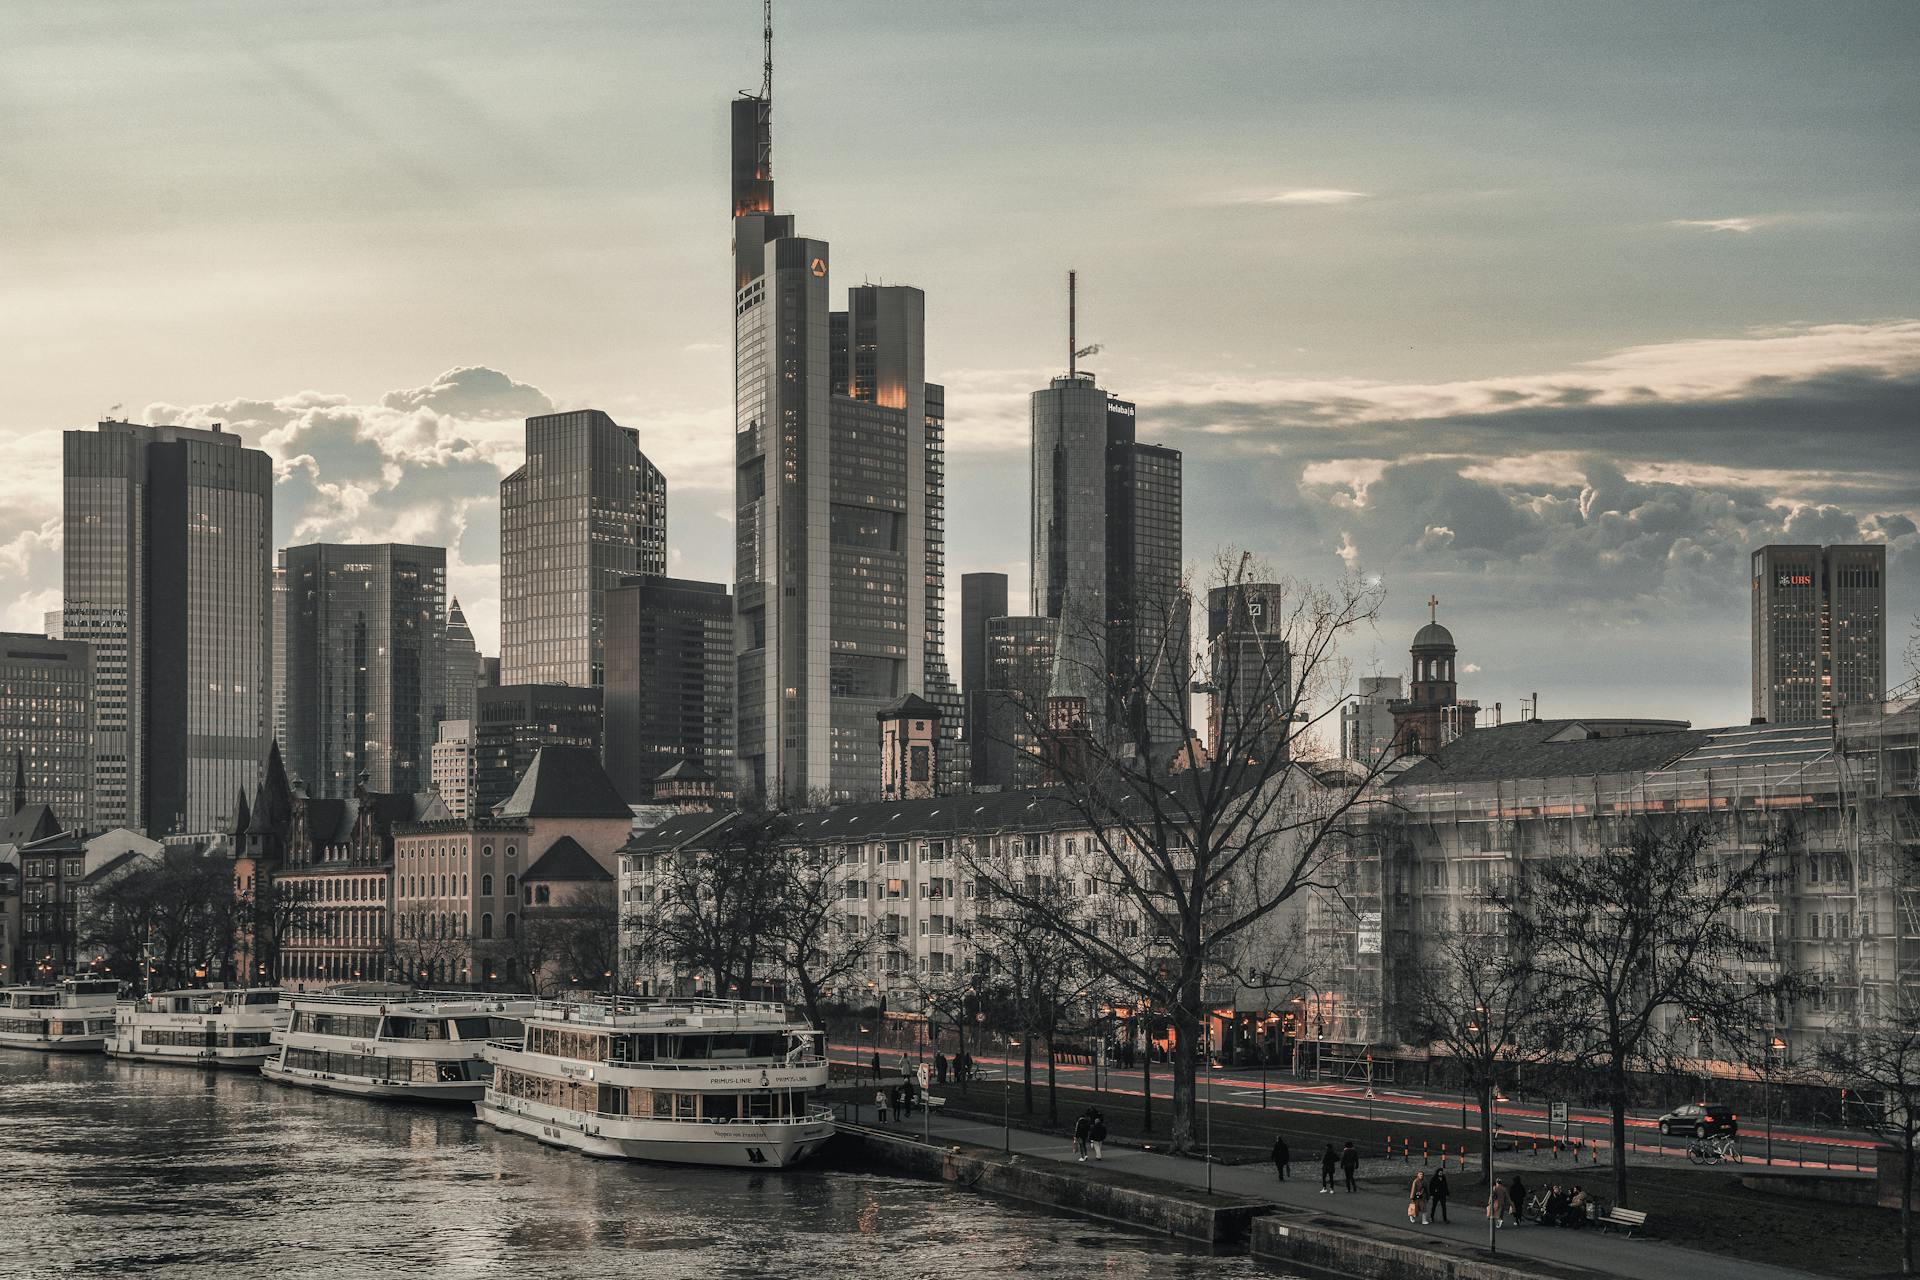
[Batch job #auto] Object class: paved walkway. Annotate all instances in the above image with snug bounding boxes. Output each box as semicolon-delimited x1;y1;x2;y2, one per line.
857;1106;1827;1280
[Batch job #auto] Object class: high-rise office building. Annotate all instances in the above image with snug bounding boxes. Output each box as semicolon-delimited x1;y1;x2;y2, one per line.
441;597;478;727
960;573;1009;734
282;543;447;798
1341;676;1403;765
1030;378;1186;763
473;684;604;814
271;556;288;752
1205;582;1291;762
604;575;736;803
430;719;474;819
499;409;666;689
63;419;272;835
0;633;94;830
729;77;957;802
969;615;1057;787
1752;544;1887;723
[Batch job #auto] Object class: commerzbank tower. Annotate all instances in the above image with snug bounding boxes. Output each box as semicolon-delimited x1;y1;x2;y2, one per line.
728;21;961;803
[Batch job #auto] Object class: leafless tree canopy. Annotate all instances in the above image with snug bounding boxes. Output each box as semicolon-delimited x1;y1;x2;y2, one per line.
1819;991;1920;1273
963;551;1390;1152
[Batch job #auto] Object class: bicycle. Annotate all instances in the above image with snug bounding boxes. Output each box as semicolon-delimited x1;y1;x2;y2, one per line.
1687;1134;1740;1165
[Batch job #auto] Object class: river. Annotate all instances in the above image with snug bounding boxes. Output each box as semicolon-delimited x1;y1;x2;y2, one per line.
0;1053;1278;1279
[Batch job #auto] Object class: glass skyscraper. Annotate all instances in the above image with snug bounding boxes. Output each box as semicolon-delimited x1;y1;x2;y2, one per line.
63;419;272;835
603;575;736;802
730;87;958;802
440;597;478;728
0;632;94;829
282;543;447;798
1029;379;1187;764
499;409;666;688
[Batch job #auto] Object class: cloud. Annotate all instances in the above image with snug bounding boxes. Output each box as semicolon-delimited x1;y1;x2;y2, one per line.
379;365;554;419
1670;217;1770;233
1254;188;1371;205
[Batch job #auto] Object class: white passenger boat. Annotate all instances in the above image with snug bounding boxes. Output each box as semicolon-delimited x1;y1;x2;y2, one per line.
0;977;122;1051
262;990;533;1102
477;998;833;1168
106;987;286;1068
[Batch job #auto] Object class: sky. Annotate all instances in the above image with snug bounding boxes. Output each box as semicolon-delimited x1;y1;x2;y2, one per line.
3;0;1916;731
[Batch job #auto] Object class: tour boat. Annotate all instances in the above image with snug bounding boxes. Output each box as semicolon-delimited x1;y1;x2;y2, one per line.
0;977;123;1051
106;987;287;1068
477;997;833;1168
261;990;533;1102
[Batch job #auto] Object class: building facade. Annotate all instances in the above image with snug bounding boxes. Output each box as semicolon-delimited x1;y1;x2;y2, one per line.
431;720;474;819
441;597;479;727
499;409;667;689
959;573;1010;730
1752;543;1887;723
1389;612;1479;757
969;615;1058;788
1340;676;1403;765
63;419;273;836
282;543;447;799
473;684;604;815
275;785;437;986
0;633;94;831
603;575;735;804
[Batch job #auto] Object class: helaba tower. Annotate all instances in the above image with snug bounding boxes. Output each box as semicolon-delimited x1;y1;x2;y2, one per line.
729;22;959;802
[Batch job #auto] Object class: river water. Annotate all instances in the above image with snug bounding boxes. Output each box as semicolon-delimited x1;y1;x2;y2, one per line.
0;1053;1277;1279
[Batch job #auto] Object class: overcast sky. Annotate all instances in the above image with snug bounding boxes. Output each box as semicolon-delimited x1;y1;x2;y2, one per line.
3;0;1916;730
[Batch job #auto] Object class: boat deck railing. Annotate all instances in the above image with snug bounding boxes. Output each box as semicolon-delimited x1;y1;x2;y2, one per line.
486;1038;827;1073
283;990;532;1011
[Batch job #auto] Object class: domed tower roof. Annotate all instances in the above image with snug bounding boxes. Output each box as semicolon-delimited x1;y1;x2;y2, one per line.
1413;621;1455;649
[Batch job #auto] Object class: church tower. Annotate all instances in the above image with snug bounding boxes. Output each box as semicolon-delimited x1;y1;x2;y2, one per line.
1390;599;1479;757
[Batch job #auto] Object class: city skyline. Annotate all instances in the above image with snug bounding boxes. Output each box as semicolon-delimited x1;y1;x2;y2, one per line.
3;2;1917;734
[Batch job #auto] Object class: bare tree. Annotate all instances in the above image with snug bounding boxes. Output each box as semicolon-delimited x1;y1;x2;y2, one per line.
1407;926;1561;1183
548;884;621;992
1493;821;1799;1207
1820;992;1920;1274
626;811;791;998
765;839;875;1029
84;849;237;991
239;876;322;985
964;552;1387;1152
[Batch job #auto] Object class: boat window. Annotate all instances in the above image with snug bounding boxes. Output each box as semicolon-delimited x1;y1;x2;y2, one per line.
704;1093;740;1120
668;1034;710;1060
452;1017;495;1040
616;1034;655;1061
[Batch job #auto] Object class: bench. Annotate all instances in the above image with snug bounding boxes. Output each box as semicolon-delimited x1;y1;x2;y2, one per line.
1596;1206;1649;1237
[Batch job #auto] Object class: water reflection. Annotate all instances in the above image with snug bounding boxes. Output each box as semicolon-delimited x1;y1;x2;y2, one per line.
0;1054;1276;1279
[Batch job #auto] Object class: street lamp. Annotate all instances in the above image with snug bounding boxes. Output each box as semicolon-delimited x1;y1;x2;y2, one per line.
1470;1004;1495;1256
1004;1034;1021;1154
1766;1035;1786;1165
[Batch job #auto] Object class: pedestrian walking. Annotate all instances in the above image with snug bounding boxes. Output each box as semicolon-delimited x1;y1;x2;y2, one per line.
1487;1178;1510;1230
1073;1110;1092;1161
1318;1144;1338;1193
1429;1167;1451;1223
1508;1174;1528;1225
935;1051;949;1086
1408;1170;1428;1224
871;1050;881;1080
1271;1134;1290;1182
1339;1140;1359;1193
1088;1111;1108;1160
875;1088;889;1123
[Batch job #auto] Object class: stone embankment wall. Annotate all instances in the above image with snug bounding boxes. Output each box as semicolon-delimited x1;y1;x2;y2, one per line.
1250;1215;1600;1280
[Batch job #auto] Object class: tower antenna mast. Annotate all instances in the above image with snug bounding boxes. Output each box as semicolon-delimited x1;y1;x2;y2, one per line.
1069;270;1077;377
762;0;773;101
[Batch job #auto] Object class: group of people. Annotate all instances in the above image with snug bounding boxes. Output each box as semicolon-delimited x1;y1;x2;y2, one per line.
1270;1139;1363;1193
1071;1109;1110;1161
931;1050;976;1087
1402;1167;1457;1223
1535;1182;1595;1228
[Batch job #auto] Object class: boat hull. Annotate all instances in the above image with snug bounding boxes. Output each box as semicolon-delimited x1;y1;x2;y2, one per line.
105;1046;277;1069
0;1032;107;1053
262;1061;485;1103
476;1098;832;1168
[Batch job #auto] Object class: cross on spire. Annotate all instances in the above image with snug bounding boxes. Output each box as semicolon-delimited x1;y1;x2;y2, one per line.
1428;595;1440;623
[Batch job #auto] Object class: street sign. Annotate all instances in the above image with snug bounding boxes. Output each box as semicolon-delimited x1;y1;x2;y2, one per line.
917;1063;931;1091
1550;1101;1568;1123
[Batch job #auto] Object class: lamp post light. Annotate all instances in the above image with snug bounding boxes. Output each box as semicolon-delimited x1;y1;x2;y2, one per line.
1471;1005;1495;1256
1766;1035;1786;1165
1004;1034;1020;1154
1205;1020;1216;1196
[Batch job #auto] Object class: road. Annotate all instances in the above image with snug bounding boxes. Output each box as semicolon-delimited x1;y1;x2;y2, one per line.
830;1041;1878;1172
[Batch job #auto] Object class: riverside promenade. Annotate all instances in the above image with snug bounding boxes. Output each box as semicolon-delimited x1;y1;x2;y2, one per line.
862;1107;1829;1280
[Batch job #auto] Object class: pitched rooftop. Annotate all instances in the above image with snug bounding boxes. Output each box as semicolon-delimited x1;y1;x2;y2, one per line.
497;746;632;820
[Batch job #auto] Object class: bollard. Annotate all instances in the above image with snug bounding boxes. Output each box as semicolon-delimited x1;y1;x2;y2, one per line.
1552;1139;1559;1160
1423;1139;1430;1166
1458;1149;1465;1170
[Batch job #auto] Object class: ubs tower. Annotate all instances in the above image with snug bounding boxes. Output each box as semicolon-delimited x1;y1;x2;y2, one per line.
729;81;958;802
1030;376;1187;764
1752;544;1886;722
63;419;273;835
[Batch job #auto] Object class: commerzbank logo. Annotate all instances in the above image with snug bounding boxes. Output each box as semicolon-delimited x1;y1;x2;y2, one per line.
809;257;826;278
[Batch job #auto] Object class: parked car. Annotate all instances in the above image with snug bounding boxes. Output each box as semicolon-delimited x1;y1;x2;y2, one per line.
1658;1102;1738;1137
